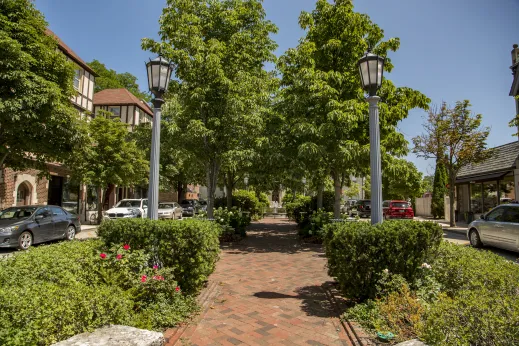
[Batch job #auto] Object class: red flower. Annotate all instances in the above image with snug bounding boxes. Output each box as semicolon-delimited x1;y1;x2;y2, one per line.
153;265;159;270
175;286;180;292
123;244;130;250
141;275;147;283
116;254;123;260
100;253;107;259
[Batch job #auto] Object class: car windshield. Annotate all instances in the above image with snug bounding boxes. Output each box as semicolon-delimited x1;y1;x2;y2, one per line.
391;202;410;208
359;201;370;205
0;207;37;219
159;203;175;209
115;200;141;208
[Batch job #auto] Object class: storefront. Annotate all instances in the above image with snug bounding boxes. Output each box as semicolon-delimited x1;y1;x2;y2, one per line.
455;141;519;222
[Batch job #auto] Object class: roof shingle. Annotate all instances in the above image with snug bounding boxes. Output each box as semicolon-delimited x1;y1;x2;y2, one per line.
457;141;519;179
45;29;97;76
93;88;153;116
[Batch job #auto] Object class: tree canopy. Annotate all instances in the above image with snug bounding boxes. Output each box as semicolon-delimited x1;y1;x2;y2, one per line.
142;0;278;218
88;59;150;102
0;0;86;171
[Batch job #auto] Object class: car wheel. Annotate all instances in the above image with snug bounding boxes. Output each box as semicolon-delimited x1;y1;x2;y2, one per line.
65;225;76;240
469;229;483;248
18;231;33;250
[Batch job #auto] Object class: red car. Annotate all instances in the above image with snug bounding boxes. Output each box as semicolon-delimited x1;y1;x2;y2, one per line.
382;200;414;219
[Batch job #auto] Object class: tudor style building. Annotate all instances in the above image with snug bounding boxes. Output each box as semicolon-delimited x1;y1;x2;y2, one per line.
0;30;97;217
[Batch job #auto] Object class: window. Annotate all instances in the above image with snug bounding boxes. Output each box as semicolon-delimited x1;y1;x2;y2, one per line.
483;181;498;212
35;207;51;218
50;207;65;216
108;107;121;117
470;183;483;213
486;207;505;222
73;69;81;90
391;202;410;208
503;207;519;223
142;200;148;207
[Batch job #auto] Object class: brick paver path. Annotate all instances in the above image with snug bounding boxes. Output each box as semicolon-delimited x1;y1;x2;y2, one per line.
173;218;351;346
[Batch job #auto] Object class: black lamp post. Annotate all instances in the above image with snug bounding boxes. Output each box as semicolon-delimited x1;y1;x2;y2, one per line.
358;49;385;224
145;56;174;220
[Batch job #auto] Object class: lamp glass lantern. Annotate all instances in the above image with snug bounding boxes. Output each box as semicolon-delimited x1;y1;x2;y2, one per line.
357;50;385;96
146;56;174;97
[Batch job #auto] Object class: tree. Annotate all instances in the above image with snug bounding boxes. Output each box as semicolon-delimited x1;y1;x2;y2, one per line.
382;158;424;201
431;160;447;218
344;182;360;199
277;0;429;218
422;175;434;195
71;111;149;221
142;0;278;218
88;59;150;102
0;0;86;171
413;101;491;226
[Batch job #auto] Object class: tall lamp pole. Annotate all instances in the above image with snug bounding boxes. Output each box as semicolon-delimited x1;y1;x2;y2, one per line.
358;49;385;225
244;175;249;192
302;177;307;196
145;56;174;220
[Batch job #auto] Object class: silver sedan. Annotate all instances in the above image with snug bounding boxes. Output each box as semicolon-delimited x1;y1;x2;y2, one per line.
467;204;519;252
158;202;183;220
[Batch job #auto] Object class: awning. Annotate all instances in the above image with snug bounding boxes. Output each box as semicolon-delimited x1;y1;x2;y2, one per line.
456;171;510;184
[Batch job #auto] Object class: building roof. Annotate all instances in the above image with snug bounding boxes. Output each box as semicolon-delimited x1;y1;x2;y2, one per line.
457;141;519;179
93;88;153;116
45;29;97;76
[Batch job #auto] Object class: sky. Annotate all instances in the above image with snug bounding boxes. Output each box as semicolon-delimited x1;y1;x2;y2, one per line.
35;0;519;176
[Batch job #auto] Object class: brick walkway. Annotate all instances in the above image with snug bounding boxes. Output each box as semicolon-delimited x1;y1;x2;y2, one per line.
170;218;351;346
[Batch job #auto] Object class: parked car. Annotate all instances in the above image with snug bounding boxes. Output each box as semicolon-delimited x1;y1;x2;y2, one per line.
467;204;519;252
351;200;371;218
198;199;208;212
383;200;414;220
180;199;201;217
0;205;81;250
158;202;183;220
104;199;148;219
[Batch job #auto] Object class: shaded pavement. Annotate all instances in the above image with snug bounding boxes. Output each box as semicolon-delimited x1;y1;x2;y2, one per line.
171;218;351;346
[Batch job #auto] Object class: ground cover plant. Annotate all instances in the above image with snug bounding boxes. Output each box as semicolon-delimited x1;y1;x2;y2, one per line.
322;221;519;344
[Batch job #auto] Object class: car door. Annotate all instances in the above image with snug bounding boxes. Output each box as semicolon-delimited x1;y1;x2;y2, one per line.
50;206;69;239
501;206;519;251
32;207;55;243
479;206;506;246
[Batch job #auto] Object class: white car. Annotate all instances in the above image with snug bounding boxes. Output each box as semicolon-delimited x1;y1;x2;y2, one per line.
158;202;183;220
104;199;148;220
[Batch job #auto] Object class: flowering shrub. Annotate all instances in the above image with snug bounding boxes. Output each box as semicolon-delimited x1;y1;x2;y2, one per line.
196;207;251;237
0;240;197;345
98;218;221;294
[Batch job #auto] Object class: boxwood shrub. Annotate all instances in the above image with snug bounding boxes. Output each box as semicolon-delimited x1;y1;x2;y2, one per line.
322;220;443;300
0;240;196;345
97;218;221;294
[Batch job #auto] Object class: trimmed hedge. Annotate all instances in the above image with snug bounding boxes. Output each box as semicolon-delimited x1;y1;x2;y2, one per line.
0;240;196;345
322;220;443;300
97;218;221;294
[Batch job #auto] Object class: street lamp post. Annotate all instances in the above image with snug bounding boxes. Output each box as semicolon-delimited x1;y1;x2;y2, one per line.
145;56;174;220
358;49;385;225
244;176;249;192
302;177;307;196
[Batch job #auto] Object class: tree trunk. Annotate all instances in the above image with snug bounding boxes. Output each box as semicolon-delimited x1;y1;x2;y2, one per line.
224;172;233;209
206;159;220;219
317;184;324;209
177;181;184;202
97;186;104;224
333;171;342;219
449;174;456;227
103;184;115;210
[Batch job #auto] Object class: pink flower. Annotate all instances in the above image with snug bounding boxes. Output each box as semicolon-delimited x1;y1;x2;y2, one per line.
141;275;147;283
123;244;130;250
116;254;123;260
175;286;180;292
153;265;159;270
100;253;107;259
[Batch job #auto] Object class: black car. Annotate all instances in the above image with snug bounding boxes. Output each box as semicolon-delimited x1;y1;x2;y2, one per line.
180;199;201;217
0;205;81;250
352;200;371;218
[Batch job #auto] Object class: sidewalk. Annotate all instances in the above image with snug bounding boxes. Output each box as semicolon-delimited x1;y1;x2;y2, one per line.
166;218;351;346
414;216;468;234
77;224;98;240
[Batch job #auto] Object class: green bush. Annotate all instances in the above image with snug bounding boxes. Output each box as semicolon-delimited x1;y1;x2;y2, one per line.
197;207;251;237
421;290;519;345
97;218;221;294
298;209;332;242
285;195;312;226
214;190;264;218
0;240;196;345
310;191;335;212
322;220;443;300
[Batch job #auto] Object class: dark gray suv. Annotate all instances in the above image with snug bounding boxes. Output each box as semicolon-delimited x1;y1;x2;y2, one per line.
0;205;81;250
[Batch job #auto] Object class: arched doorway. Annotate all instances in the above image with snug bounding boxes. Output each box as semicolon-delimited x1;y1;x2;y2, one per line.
16;182;32;206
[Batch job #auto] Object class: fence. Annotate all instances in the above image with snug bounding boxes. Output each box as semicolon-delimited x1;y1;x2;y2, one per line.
414;197;432;217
